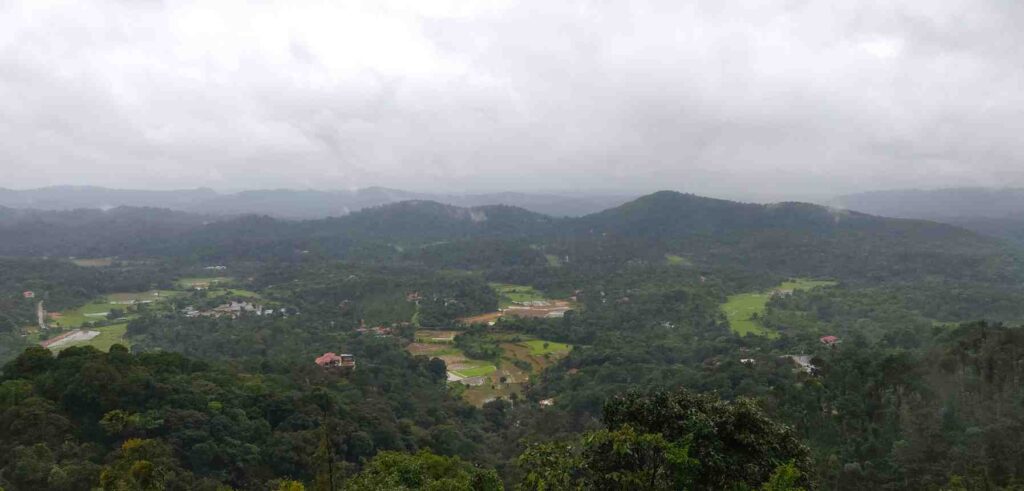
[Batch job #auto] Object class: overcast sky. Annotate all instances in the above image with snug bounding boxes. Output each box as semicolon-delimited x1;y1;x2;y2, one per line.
2;0;1024;201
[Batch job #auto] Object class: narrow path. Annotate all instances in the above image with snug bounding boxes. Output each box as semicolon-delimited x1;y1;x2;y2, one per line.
37;300;46;330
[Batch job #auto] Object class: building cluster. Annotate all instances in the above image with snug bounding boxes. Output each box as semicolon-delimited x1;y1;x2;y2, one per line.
356;325;394;337
182;301;281;319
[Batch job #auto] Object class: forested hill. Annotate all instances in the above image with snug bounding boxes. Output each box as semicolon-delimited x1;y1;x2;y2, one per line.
1;191;1021;284
556;191;1023;284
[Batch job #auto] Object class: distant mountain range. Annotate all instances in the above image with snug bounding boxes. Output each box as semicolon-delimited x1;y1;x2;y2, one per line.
834;188;1024;219
834;187;1024;245
0;186;633;219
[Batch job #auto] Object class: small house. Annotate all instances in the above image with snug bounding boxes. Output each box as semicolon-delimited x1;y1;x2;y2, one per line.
820;335;840;346
23;291;35;299
316;352;355;369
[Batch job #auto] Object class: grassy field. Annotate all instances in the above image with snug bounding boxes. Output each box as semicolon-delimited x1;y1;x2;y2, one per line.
52;323;129;353
50;290;179;329
545;254;562;267
450;363;497;378
665;254;693;266
723;279;837;338
176;277;232;289
490;283;547;308
524;339;572;355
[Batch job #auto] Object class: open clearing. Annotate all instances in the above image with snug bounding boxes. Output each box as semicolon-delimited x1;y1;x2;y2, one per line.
406;329;572;406
490;283;548;308
665;254;693;266
42;323;129;352
71;257;113;267
49;290;178;329
457;312;503;325
723;278;836;338
177;277;232;289
523;339;572;356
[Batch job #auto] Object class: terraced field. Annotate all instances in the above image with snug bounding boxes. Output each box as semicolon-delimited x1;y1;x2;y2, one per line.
406;329;573;406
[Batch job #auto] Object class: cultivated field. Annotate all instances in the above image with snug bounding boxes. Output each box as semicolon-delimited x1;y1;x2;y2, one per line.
407;329;572;406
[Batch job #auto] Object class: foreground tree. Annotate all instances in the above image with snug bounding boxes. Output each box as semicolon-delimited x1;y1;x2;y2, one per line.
519;387;811;490
518;424;696;490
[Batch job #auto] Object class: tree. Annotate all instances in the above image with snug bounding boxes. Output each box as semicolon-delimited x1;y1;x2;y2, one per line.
602;388;811;489
518;424;695;491
344;451;501;491
98;439;194;491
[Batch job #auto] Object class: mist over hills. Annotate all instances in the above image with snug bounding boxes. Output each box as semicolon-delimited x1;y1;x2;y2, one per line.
835;187;1024;219
0;186;633;219
835;187;1024;245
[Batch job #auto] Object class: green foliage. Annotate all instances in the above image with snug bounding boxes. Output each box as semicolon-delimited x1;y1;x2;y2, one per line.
602;388;811;489
760;462;806;491
343;450;502;491
517;424;697;490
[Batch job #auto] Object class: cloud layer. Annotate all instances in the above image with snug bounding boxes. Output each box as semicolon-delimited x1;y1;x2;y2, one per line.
2;0;1023;200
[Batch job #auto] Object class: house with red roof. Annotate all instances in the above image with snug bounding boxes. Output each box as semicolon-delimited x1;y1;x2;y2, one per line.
315;352;355;369
820;335;840;346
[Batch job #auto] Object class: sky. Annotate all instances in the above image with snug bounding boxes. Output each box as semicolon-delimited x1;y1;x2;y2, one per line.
2;0;1024;202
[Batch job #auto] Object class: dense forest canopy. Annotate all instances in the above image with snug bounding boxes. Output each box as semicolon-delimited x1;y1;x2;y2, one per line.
2;191;1024;490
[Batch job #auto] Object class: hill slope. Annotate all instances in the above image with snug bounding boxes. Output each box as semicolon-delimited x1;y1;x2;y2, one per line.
562;191;1022;283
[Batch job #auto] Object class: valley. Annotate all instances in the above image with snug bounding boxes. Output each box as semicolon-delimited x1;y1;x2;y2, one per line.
3;191;1024;490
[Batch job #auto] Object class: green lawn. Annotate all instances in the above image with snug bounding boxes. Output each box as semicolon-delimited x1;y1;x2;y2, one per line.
523;339;572;355
722;278;837;338
451;364;497;378
545;254;562;267
490;283;547;308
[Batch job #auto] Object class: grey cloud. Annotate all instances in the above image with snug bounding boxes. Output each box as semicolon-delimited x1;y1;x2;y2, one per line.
1;0;1023;202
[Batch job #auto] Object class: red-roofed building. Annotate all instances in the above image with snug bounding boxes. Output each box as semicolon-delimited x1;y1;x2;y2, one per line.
316;352;342;367
315;352;356;369
23;291;35;299
820;335;840;346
